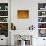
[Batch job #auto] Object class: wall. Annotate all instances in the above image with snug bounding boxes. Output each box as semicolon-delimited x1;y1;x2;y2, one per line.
11;0;38;30
11;0;46;46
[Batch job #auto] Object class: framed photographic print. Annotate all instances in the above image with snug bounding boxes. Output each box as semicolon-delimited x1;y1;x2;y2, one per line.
0;23;8;37
38;29;46;37
17;10;29;19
